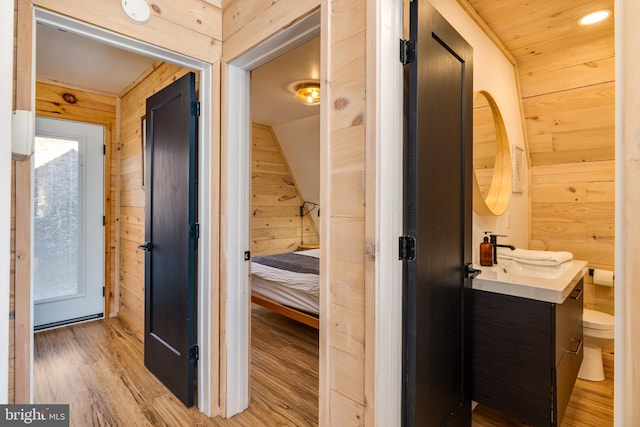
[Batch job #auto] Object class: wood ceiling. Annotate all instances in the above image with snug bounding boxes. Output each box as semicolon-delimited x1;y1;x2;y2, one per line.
465;0;615;167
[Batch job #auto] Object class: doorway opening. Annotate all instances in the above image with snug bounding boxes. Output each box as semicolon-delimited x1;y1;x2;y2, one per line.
248;34;321;421
31;9;215;414
222;9;321;417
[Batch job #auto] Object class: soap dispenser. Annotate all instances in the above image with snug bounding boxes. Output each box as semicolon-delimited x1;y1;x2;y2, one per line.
480;231;493;266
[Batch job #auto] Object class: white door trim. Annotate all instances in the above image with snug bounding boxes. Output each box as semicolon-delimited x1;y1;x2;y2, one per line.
33;9;214;415
370;0;404;424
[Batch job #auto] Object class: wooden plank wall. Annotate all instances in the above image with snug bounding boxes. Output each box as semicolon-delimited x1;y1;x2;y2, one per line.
35;81;118;316
521;19;615;317
11;0;33;403
250;123;318;256
33;0;222;64
322;0;369;423
117;62;192;340
9;167;15;403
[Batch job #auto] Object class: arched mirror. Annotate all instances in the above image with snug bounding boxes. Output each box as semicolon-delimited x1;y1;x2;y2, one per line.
473;90;512;216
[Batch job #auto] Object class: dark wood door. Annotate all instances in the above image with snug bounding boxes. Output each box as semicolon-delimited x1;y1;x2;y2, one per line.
142;72;198;407
402;2;473;426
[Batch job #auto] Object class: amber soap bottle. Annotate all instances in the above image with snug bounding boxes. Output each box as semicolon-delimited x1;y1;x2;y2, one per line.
480;232;493;266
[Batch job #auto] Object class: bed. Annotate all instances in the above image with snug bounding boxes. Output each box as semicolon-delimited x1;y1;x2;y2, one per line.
250;249;320;329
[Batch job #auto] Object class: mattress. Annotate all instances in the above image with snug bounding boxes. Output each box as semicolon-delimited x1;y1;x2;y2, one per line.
251;249;319;315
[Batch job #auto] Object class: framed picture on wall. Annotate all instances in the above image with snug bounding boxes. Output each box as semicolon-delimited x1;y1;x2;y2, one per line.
512;145;525;194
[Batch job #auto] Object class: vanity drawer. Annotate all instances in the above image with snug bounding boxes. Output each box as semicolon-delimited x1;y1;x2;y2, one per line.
555;334;583;425
555;278;584;366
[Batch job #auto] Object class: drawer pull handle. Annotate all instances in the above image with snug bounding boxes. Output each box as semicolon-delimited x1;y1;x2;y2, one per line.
568;338;583;355
570;288;583;300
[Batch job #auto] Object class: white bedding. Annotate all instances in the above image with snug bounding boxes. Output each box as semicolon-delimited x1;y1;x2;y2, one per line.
250;249;320;315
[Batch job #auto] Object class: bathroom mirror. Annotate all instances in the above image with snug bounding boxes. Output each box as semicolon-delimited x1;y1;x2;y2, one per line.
472;90;512;216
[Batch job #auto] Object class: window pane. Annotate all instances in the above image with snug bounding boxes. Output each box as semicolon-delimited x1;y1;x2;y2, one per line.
33;137;81;302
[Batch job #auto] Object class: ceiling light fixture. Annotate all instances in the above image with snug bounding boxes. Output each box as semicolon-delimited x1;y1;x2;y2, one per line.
121;0;151;24
293;82;321;106
578;10;611;26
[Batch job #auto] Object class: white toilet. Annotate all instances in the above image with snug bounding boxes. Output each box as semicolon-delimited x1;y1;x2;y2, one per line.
578;308;615;381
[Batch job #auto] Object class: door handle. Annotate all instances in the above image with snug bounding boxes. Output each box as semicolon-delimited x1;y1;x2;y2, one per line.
138;241;152;252
466;263;482;279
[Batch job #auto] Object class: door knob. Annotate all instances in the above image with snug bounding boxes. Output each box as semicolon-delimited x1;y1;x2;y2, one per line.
138;241;152;252
466;263;481;279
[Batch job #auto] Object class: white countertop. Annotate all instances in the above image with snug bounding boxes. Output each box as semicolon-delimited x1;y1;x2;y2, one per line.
472;259;588;304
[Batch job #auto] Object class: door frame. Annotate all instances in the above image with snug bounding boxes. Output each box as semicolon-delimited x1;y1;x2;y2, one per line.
30;9;215;414
222;11;321;416
221;0;404;422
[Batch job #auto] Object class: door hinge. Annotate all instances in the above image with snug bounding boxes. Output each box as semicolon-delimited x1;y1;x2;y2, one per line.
400;39;415;65
189;345;199;361
103;144;106;155
189;223;200;239
103;215;106;226
244;251;251;261
102;286;105;297
399;236;416;261
191;101;201;117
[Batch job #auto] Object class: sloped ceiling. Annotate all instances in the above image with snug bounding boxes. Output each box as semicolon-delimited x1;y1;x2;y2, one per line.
466;0;615;167
251;37;321;211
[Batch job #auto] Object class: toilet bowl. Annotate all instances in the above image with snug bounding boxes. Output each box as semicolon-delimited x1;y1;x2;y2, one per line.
578;308;614;381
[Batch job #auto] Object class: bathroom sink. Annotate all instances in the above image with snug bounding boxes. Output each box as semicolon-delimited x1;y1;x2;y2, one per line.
472;259;588;303
495;259;575;280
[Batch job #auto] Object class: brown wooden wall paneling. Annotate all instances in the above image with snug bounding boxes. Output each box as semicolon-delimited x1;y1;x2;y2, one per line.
322;0;368;423
12;0;33;404
516;4;615;319
32;0;222;64
250;123;318;256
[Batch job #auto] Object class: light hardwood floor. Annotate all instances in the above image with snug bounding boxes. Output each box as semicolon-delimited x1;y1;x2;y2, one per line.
34;305;319;426
35;307;612;426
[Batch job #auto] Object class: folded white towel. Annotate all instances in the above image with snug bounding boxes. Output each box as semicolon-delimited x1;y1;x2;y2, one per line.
496;247;573;266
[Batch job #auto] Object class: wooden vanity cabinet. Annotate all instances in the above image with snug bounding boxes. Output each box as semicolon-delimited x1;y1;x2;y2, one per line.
471;278;584;426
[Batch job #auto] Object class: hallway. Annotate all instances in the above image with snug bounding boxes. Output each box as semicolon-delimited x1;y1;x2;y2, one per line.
34;307;319;426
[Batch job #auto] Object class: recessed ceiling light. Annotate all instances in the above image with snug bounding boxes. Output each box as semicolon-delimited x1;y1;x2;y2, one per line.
578;10;611;26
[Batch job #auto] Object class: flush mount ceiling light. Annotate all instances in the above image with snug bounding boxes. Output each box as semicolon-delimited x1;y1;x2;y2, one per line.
578;10;611;26
121;0;151;24
293;82;321;106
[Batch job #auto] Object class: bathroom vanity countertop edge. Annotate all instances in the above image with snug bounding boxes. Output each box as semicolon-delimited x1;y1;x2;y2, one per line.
472;260;588;304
